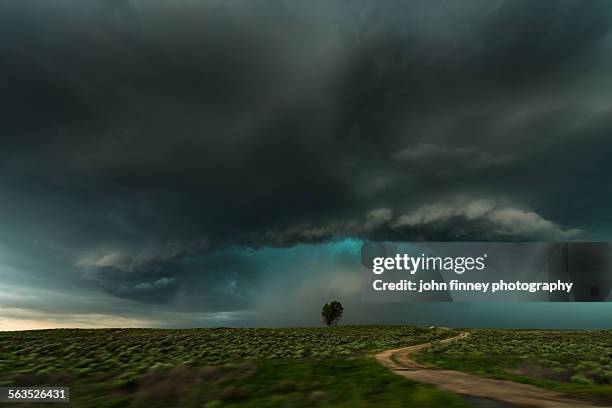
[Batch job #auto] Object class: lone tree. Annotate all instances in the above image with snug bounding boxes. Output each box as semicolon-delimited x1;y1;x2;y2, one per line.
321;300;343;326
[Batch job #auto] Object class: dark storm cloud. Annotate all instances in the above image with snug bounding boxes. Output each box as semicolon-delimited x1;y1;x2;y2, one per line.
1;0;612;326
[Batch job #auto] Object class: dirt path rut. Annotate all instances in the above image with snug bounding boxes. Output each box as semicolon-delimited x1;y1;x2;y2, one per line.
376;332;608;408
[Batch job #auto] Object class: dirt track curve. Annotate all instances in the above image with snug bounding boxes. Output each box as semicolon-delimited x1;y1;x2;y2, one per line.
376;332;609;408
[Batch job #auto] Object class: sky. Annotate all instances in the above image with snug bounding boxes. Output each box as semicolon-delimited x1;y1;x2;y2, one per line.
2;0;612;330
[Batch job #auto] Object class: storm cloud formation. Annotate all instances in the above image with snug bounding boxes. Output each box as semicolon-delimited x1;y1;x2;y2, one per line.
1;0;612;329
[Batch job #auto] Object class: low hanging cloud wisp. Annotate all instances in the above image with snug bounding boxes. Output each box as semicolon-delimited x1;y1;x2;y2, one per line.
391;197;582;240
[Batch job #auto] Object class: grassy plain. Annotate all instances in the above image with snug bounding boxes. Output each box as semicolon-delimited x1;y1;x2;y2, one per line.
1;326;469;408
415;329;612;403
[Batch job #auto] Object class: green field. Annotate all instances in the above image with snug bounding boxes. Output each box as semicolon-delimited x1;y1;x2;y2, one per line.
4;327;612;407
1;326;470;408
415;329;612;403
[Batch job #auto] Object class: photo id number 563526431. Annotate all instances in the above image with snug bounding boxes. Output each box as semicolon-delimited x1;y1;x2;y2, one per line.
1;387;69;403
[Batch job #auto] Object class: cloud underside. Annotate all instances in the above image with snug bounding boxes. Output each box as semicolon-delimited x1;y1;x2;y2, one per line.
0;0;611;325
265;197;581;246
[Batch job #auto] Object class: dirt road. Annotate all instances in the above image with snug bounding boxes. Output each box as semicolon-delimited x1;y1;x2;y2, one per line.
376;332;608;408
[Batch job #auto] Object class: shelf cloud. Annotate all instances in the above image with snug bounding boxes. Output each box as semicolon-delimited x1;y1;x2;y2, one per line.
1;0;611;328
